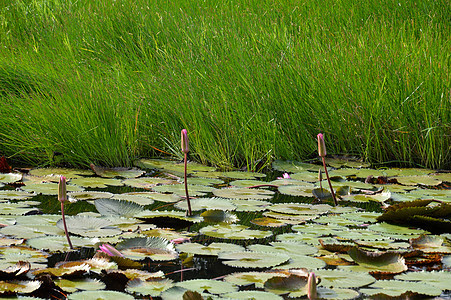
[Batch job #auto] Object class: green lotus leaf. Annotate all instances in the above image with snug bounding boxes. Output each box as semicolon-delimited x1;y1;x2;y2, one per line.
443;255;451;267
0;190;35;200
223;290;283;300
68;290;135;300
104;269;164;281
141;228;192;242
277;253;327;270
278;184;316;197
126;278;174;296
269;203;331;215
248;241;318;256
355;239;410;250
316;287;360;300
94;198;144;217
341;191;390;203
347;247;407;273
409;234;451;253
201;210;238;223
15;214;62;226
0;224;63;239
342;212;381;223
336;185;351;197
224;271;289;289
269;178;306;186
176;242;245;256
57;215;121;237
0;246;48;265
122;177;176;189
176;279;238;294
174;197;236;211
29;167;94;178
230;199;272;212
136;210;203;225
319;239;355;253
368;222;429;236
406;189;451;202
394;175;442;186
61;258;115;275
55;278;106;293
276;233;322;245
134;158;176;170
152;184;215;197
213;187;274;200
219;251;290;268
315;269;375;288
27;235;96;251
116;237;177;261
21;182;84;195
290;171;322;182
262;211;317;223
182;177;225;186
313;215;364;227
69;177;123;188
90;165;145;178
125;192;181;203
200;224;272;240
395;271;451;290
272;160;318;173
68;191;113;201
312;188;333;200
250;217;294;227
0;203;39;216
327;168;358;177
0;280;41;294
0;173;22;183
160;286;219;300
292;223;346;236
410;215;451;233
0;237;24;247
163;161;217;174
110;193;154;206
229;179;266;188
326;158;370;169
360;279;442;297
264;274;308;296
220;171;266;179
391;168;436;176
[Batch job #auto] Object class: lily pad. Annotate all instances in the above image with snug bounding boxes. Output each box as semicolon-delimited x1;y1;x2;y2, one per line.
0;190;35;200
90;165;145;178
268;203;331;215
152;184;215;197
68;290;134;300
213;187;274;200
176;279;238;294
0;173;22;183
27;235;96;251
200;224;272;240
57;215;121;237
69;177;123;188
360;280;442;297
176;242;245;256
223;290;283;300
219;251;290;268
220;171;266;179
409;234;451;253
347;247;407;274
272;160;318;172
55;278;106;293
0;280;41;294
224;271;289;289
21;182;84;195
368;222;429;236
126;278;174;296
174;197;236;211
122;177;176;189
116;237;177;261
264;274;308;296
95;198;144;217
111;193;155;206
278;184;316;197
395;270;451;290
230;199;272;212
124;192;181;203
315;269;376;288
68;191;113;201
29;167;94;178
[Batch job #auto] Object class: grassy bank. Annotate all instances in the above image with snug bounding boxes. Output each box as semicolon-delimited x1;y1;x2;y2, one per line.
0;0;449;170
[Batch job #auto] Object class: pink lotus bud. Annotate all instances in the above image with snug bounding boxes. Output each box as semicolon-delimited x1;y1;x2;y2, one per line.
307;272;317;300
98;244;124;257
58;176;67;203
317;133;326;157
181;129;189;154
277;173;291;179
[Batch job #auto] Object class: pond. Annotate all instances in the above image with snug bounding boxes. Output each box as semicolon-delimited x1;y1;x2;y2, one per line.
0;158;449;299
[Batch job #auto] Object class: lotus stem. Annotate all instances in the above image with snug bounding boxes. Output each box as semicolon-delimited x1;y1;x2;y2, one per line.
181;129;192;216
317;133;338;206
58;176;73;249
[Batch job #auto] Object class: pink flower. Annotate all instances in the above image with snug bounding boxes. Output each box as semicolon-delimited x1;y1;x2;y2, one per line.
181;129;189;154
170;237;191;244
307;272;317;299
317;133;326;157
98;244;124;257
58;176;67;203
277;172;291;179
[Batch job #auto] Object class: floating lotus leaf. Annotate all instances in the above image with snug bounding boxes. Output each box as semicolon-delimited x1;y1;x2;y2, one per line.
272;160;317;173
319;239;355;253
316;287;360;300
0;203;39;216
57;215;121;237
313;215;363;227
201;210;238;223
355;239;410;250
292;223;346;236
126;278;174;296
315;269;375;288
116;237;177;261
276;253;326;270
278;184;316;197
262;211;317;223
341;191;391;203
125;192;181;203
395;271;451;290
0;280;41;294
136;210;203;226
110;194;155;206
0;224;63;239
134;158;176;170
230;199;272;212
264;274;308;296
229;179;265;188
276;233;322;245
347;247;407;274
160;287;217;300
21;182;83;195
410;234;451;253
220;171;266;179
250;217;294;227
327;168;358;177
0;261;30;278
0;190;35;200
68;290;134;300
29;167;94;178
317;254;353;266
407;189;451;202
359;280;442;297
27;235;96;251
342;212;381;223
176;279;238;294
394;175;442;186
336;185;351;197
176;242;245;256
94;198;144;217
0;173;22;183
0;238;24;247
152;184;215;197
90;165;145;178
443;255;451;267
141;228;192;242
122;177;176;189
174;197;236;211
335;229;396;241
68;191;113;201
33;262;90;277
200;224;272;240
223;290;283;300
268;203;331;215
248;241;318;256
219;251;290;268
368;222;429;236
224;271;289;288
55;278;106;293
103;269;164;281
163;161;217;174
213;187;274;200
289;171;321;182
269;178;306;186
326;158;370;169
182;177;225;186
312;188;333;200
69;177;123;188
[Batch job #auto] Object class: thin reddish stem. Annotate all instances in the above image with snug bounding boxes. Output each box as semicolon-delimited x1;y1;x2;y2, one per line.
61;202;73;249
322;156;338;206
184;152;192;216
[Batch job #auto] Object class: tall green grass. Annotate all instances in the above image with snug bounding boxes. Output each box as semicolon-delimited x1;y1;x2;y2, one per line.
0;0;449;170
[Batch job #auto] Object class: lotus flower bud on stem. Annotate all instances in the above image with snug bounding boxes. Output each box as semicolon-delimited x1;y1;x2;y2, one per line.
58;176;73;249
317;133;338;206
98;244;124;257
307;272;317;300
181;129;192;216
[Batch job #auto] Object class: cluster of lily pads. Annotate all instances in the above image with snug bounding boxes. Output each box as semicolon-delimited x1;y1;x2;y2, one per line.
0;158;449;299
